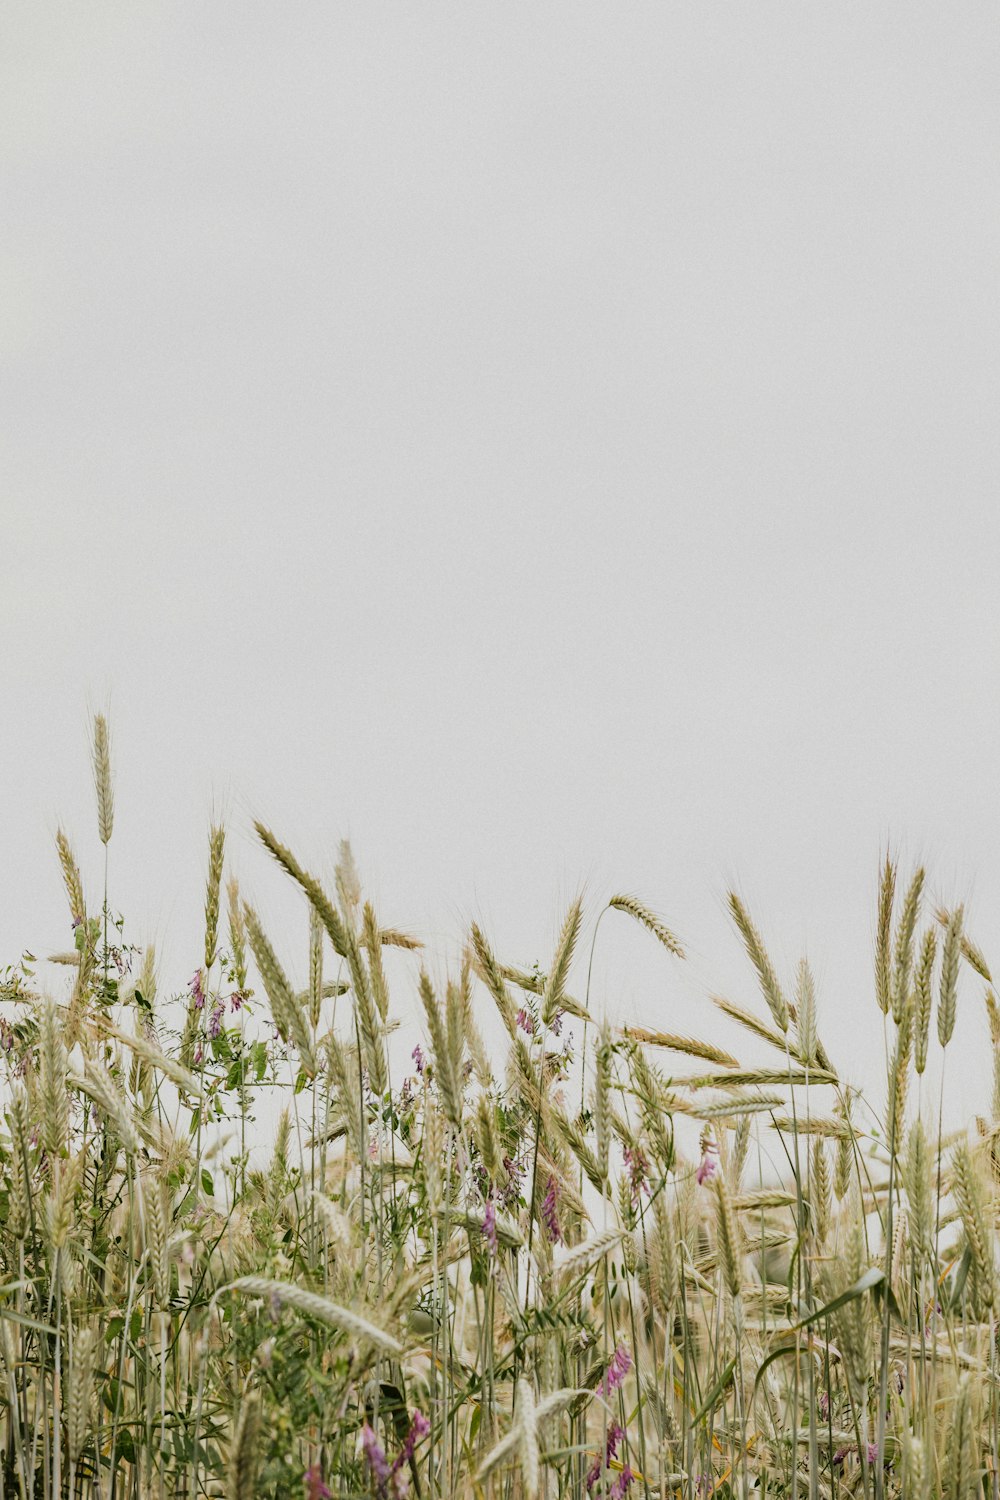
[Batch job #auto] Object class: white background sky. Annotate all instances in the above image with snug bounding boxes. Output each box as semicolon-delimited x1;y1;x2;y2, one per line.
2;6;999;1122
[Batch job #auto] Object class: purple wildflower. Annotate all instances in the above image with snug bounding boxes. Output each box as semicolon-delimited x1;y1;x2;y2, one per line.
304;1465;333;1500
586;1423;625;1492
696;1151;716;1186
499;1154;524;1210
817;1390;830;1421
610;1466;634;1500
412;1045;425;1075
503;1154;523;1187
209;1001;225;1040
362;1424;391;1495
833;1443;880;1469
541;1175;561;1243
598;1344;633;1397
482;1196;498;1258
189;970;206;1010
549;1010;563;1036
193;1042;204;1066
391;1409;430;1476
515;1008;535;1036
230;989;247;1012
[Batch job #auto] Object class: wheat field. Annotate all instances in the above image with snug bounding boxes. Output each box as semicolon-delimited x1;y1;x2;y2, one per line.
0;716;996;1499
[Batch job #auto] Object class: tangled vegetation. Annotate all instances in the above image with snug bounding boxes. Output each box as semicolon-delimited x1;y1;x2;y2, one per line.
0;716;998;1498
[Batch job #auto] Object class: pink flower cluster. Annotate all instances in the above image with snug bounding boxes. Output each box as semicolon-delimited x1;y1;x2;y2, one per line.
696;1135;718;1186
361;1409;430;1500
833;1442;880;1469
304;1465;332;1499
610;1466;635;1499
586;1422;626;1492
482;1196;498;1258
598;1344;633;1397
541;1176;561;1243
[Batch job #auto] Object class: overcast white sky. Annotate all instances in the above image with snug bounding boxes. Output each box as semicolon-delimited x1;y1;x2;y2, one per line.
2;6;999;1117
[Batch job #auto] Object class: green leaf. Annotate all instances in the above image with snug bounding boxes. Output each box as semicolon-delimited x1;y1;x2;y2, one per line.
692;1355;737;1424
752;1267;884;1398
788;1266;884;1333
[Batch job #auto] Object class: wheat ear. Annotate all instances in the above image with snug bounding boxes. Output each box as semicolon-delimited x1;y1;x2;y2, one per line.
38;999;70;1158
890;865;924;1023
55;829;86;925
938;905;964;1049
228;1277;402;1352
203;823;226;971
542;896;583;1022
913;927;936;1074
728;892;789;1032
92;713;114;845
66;1326;99;1462
227;1391;262;1500
469;923;518;1035
253;822;350;957
610;893;685;958
875;853;896;1014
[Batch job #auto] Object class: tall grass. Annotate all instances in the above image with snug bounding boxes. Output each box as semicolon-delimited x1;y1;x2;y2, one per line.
0;719;996;1497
